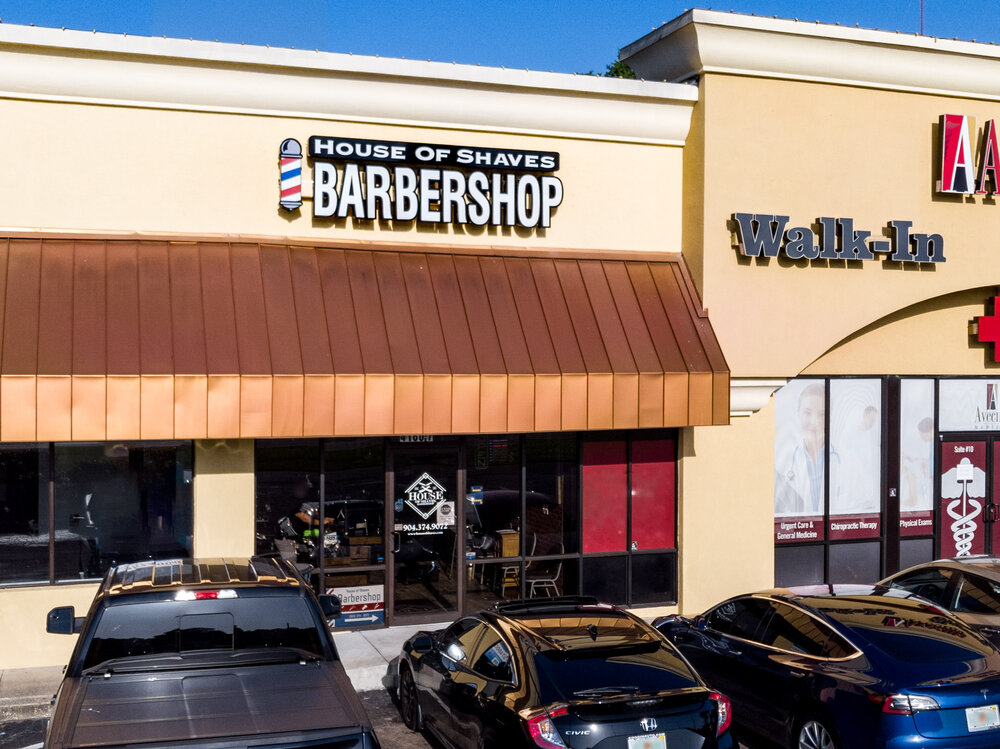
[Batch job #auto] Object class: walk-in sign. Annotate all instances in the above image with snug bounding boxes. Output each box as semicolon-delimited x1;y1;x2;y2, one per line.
330;584;385;628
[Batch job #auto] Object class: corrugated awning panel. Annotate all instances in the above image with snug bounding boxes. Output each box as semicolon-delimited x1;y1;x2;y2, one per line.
0;237;729;440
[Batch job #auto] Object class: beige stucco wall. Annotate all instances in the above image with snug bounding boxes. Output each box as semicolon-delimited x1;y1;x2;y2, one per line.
0;98;683;255
193;440;255;558
678;409;775;614
0;583;98;669
693;73;1000;378
806;286;1000;375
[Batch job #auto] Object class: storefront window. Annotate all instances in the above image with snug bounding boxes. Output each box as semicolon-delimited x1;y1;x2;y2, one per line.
0;446;49;585
899;379;934;538
255;440;321;571
525;434;579;556
466;435;521;557
53;442;193;582
581;440;627;553
323;439;385;570
630;438;676;551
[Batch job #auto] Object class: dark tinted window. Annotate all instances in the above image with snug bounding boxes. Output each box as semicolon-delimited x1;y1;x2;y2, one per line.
758;602;854;658
886;567;953;606
470;627;514;683
83;594;324;669
705;597;772;641
439;618;485;664
955;574;1000;615
816;598;993;662
533;642;696;704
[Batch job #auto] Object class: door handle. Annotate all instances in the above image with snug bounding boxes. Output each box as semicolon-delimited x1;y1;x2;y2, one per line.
791;671;806;679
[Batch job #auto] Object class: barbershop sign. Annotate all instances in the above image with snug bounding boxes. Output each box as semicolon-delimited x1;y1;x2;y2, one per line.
732;214;946;264
278;136;563;229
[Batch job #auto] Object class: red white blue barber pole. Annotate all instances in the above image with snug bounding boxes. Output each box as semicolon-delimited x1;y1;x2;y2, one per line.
279;138;303;211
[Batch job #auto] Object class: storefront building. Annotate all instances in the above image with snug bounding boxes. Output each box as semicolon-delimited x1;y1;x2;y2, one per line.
14;10;999;671
0;24;730;668
622;13;1000;601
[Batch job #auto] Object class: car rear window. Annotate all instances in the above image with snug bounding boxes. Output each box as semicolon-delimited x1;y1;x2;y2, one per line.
813;598;993;662
533;642;697;703
83;595;325;669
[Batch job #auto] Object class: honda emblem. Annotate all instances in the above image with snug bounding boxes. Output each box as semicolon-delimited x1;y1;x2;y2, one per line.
639;717;658;732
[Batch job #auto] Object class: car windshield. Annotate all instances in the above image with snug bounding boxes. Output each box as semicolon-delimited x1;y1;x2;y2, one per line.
82;594;325;671
533;642;697;703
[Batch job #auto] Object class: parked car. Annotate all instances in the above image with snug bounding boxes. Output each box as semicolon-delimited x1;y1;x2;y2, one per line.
655;585;1000;749
880;556;1000;646
44;556;380;749
387;595;733;749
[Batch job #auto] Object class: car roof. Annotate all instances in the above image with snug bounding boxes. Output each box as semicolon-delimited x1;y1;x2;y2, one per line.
893;556;1000;578
741;585;952;615
101;556;304;597
488;597;660;652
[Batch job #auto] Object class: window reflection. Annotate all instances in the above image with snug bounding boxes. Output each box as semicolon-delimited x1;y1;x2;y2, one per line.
525;434;578;556
53;443;192;581
0;446;48;584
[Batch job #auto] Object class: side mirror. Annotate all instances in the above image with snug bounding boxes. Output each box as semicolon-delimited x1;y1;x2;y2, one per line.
411;634;434;654
47;606;80;635
318;594;341;625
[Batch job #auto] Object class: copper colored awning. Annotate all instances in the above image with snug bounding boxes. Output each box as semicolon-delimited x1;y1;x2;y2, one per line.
0;236;728;441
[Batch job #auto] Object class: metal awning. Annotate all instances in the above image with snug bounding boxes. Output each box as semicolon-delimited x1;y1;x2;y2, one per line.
0;236;728;440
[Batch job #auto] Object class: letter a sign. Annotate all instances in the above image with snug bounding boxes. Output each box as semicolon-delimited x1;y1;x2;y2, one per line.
940;114;976;193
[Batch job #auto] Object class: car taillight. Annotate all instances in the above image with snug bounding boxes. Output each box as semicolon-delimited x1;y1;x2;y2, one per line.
521;705;568;749
882;694;940;715
175;589;238;601
710;691;732;736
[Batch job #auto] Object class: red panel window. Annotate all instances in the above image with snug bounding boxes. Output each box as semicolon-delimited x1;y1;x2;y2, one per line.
582;440;627;553
631;439;676;551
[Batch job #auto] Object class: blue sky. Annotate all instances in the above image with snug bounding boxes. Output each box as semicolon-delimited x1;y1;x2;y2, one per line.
0;2;996;75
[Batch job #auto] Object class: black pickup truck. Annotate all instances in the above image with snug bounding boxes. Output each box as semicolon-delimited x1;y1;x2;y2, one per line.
44;556;380;749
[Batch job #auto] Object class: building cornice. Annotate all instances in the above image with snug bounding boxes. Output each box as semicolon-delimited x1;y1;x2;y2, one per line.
0;23;697;144
622;9;1000;102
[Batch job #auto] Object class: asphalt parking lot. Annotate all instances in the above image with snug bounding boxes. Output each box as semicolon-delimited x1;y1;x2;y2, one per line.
1;688;767;749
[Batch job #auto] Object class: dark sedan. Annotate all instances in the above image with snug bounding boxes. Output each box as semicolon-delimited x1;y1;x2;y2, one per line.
880;556;1000;646
388;595;733;749
655;585;1000;749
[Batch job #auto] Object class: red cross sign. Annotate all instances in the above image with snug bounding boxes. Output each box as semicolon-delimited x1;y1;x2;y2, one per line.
977;296;1000;361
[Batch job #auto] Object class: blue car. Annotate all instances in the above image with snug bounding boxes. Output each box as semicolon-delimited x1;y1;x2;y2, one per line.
655;585;1000;749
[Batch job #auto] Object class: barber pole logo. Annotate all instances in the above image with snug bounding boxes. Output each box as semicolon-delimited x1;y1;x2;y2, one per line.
279;138;303;211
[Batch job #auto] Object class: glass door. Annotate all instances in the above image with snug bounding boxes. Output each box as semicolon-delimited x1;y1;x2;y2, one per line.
388;444;461;622
939;439;989;557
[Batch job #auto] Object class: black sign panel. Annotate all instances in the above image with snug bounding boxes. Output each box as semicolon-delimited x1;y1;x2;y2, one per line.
309;136;559;173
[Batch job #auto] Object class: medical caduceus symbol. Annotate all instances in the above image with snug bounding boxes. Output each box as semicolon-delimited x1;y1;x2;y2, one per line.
947;458;982;556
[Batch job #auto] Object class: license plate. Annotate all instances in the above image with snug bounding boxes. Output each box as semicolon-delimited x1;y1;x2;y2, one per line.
627;734;666;749
966;704;1000;732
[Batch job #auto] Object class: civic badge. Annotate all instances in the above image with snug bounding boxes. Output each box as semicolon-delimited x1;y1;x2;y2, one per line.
639;717;657;732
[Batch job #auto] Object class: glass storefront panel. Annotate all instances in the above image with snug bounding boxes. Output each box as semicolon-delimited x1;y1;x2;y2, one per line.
525;434;579;555
255;440;321;571
630;553;676;605
631;438;676;551
582;555;627;605
899;379;935;536
774;379;827;525
466;560;519;610
829;379;881;540
775;544;824;587
322;438;385;570
466;435;521;556
0;446;48;585
391;446;459;618
829;541;880;584
581;440;627;553
53;442;192;581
